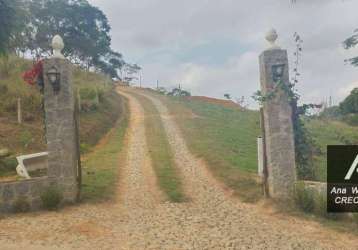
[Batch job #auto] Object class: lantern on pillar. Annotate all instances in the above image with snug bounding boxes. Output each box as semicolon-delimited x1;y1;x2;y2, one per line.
46;66;61;94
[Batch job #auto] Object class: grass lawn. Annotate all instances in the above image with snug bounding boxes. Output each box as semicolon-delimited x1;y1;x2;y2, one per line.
81;95;129;202
132;92;185;202
151;92;263;202
305;118;358;182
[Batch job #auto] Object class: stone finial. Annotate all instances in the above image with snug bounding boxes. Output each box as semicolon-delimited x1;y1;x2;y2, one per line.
265;29;280;50
51;35;65;59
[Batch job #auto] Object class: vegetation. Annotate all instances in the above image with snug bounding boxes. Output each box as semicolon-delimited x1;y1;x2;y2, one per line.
40;185;63;210
81;96;128;202
132;92;185;202
344;29;358;66
153;92;262;202
0;0;141;81
13;196;30;213
0;56;126;179
305;118;358;181
0;0;18;54
339;88;358;115
294;182;314;213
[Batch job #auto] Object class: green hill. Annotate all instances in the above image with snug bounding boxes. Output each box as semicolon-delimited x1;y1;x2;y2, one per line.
148;90;358;201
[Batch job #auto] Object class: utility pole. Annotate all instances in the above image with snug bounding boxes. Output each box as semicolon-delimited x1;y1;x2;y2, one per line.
156;80;159;89
139;74;142;88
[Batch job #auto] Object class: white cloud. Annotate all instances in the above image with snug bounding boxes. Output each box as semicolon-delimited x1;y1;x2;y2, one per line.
89;0;358;108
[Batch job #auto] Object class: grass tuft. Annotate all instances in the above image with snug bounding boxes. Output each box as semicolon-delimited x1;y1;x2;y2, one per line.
132;92;185;202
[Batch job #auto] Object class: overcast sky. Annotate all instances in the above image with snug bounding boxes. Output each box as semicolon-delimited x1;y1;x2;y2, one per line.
89;0;357;108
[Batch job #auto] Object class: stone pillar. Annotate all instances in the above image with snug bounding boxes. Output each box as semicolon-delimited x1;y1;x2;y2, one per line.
259;29;296;199
43;35;79;202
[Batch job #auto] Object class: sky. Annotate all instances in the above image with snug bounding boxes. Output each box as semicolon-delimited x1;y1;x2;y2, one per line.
88;0;358;109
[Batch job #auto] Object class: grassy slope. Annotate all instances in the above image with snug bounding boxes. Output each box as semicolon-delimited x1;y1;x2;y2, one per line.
152;92;263;202
0;55;125;180
81;95;128;202
132;92;185;202
305;118;358;182
150;90;358;200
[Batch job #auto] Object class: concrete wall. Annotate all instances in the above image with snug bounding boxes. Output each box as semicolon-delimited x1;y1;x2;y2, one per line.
0;177;76;213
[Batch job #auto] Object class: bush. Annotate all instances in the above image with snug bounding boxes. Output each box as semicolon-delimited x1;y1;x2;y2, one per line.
294;182;315;213
352;213;358;224
340;88;358;114
13;197;30;213
342;114;358;126
0;157;17;175
319;106;342;119
41;186;63;210
313;191;341;220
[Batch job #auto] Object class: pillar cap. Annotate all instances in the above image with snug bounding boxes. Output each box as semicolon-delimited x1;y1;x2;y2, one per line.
265;29;281;50
51;35;65;59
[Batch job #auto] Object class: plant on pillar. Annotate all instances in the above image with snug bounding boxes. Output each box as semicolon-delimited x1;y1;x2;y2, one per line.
253;32;319;180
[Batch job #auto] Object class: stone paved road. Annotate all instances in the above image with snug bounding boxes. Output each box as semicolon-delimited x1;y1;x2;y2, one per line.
1;87;358;250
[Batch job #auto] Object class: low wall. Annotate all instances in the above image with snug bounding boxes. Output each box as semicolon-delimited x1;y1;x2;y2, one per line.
0;177;77;213
303;181;326;194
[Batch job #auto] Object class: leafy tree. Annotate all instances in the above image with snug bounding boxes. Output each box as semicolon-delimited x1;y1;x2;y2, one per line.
340;88;358;114
224;93;231;100
168;88;191;97
0;0;19;55
343;29;358;66
16;0;112;68
94;50;125;79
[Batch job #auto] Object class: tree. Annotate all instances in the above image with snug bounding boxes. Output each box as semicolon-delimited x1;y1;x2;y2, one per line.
340;88;358;114
224;93;231;100
0;0;19;55
122;63;141;82
168;88;191;97
343;29;358;66
16;0;112;68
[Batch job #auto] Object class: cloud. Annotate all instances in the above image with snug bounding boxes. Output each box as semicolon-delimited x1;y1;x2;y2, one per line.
88;0;358;108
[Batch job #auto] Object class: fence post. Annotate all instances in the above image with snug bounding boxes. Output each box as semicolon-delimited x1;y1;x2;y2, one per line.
17;98;22;124
77;88;81;112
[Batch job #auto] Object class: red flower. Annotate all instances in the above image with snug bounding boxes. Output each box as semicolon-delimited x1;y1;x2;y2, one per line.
23;60;43;85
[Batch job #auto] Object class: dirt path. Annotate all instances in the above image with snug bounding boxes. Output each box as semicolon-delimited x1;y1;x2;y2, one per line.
1;87;358;249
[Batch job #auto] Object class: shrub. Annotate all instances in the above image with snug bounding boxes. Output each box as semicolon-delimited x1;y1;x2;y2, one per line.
340;88;358;114
0;157;17;175
313;191;341;220
41;186;63;210
342;114;358;126
13;197;30;213
352;213;358;224
319;106;342;119
294;182;315;213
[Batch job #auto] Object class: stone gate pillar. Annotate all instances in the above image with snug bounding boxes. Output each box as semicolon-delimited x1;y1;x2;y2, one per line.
259;29;296;199
43;35;79;202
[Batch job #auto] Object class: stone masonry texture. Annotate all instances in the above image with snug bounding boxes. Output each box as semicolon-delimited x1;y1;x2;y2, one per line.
0;58;79;213
259;49;296;199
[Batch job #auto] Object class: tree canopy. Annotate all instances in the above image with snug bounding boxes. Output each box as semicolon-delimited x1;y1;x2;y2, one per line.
343;30;358;66
340;88;358;114
0;0;19;54
0;0;139;79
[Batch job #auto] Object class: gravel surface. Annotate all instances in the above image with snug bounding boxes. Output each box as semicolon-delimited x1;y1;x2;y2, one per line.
0;87;358;250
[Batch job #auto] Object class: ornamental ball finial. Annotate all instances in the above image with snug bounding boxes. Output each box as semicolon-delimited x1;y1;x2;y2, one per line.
51;35;65;59
265;29;280;50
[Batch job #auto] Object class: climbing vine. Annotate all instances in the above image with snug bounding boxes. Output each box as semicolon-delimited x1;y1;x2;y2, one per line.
253;33;317;180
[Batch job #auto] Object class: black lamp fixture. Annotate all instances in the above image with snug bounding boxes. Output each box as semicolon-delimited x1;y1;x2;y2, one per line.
272;64;285;83
46;66;61;94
